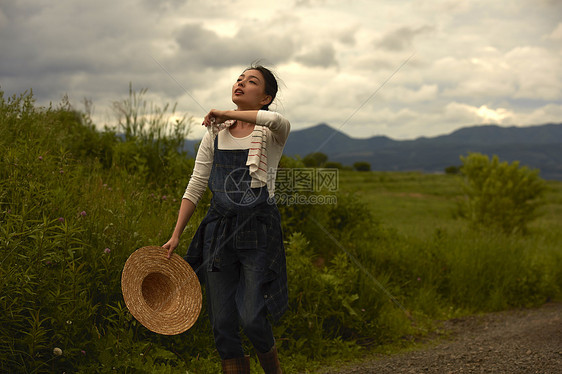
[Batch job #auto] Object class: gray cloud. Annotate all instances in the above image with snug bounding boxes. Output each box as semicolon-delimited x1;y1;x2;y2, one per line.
295;43;338;68
0;0;153;78
141;0;188;12
174;23;297;69
376;25;434;51
295;0;327;7
337;26;358;46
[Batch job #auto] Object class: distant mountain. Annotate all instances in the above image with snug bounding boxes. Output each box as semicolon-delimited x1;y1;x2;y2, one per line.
282;123;397;157
282;123;562;180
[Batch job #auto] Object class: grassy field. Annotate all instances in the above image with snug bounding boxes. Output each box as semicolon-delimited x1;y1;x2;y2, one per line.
339;170;562;240
339;171;465;238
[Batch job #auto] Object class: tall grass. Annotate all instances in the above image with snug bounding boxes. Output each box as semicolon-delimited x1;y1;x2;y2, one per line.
1;90;561;373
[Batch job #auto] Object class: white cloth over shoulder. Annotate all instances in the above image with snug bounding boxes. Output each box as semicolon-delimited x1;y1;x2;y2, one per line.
206;119;236;135
206;118;268;185
246;125;268;185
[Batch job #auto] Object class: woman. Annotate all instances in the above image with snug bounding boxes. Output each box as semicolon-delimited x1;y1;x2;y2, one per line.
163;64;289;374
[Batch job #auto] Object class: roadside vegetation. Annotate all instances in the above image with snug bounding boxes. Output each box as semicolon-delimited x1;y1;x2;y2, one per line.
1;89;560;373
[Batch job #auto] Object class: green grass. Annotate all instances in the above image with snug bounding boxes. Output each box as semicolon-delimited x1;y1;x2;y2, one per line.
339;170;562;240
531;180;562;233
338;170;466;237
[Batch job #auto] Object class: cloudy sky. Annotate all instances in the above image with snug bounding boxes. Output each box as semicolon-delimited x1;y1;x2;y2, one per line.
1;0;561;141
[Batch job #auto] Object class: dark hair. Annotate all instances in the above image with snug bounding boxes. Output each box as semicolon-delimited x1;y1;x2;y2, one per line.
245;64;278;110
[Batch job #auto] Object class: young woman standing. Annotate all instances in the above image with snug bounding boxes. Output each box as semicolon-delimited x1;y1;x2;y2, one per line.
163;64;289;374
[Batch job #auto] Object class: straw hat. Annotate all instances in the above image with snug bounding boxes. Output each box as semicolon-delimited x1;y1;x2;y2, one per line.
121;246;202;335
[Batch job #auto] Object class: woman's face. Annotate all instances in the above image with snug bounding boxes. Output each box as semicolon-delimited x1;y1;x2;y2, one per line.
231;69;272;110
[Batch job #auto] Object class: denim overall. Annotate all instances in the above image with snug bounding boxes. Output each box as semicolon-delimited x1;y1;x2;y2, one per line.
187;133;287;360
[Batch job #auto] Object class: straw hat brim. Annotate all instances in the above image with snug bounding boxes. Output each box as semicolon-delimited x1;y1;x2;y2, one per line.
121;246;202;335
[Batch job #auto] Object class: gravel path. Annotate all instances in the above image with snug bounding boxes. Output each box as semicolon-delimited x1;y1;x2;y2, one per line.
318;301;562;374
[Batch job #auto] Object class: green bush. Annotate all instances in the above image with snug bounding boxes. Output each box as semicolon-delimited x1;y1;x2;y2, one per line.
302;152;328;167
458;153;546;234
324;161;344;169
0;89;203;373
353;161;371;172
444;165;460;175
110;83;195;184
278;232;412;368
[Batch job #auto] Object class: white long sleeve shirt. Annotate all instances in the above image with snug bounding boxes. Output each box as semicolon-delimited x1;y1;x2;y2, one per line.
182;110;290;206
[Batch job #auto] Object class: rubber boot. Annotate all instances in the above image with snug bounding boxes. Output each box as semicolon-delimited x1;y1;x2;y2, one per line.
256;346;282;374
221;355;250;374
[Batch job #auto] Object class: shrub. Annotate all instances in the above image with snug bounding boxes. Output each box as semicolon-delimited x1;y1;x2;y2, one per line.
110;83;195;184
279;232;411;365
324;161;343;169
0;89;203;373
353;161;371;172
444;165;460;175
458;153;546;234
302;152;328;167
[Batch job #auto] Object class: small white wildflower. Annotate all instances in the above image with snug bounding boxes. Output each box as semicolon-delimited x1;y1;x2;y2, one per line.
53;347;63;356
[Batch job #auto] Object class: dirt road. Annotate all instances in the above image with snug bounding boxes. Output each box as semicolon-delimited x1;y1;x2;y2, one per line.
319;301;562;374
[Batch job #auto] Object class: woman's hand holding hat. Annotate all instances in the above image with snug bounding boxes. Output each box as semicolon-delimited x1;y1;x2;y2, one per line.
162;236;179;259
